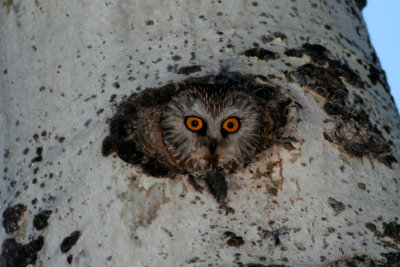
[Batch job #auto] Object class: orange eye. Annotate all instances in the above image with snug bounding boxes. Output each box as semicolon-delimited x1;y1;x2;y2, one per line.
222;117;240;133
185;116;204;131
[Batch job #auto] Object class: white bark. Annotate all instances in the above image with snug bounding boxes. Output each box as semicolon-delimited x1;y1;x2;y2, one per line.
1;0;399;266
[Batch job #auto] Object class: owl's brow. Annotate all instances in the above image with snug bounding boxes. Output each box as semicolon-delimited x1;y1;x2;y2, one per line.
196;87;234;117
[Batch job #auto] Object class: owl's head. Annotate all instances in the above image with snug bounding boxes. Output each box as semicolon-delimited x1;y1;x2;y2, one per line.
161;86;268;172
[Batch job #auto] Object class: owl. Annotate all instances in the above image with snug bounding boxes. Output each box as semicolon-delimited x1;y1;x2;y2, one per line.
160;86;271;172
103;73;281;203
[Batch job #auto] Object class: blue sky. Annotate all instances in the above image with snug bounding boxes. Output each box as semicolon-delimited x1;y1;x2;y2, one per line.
363;0;400;112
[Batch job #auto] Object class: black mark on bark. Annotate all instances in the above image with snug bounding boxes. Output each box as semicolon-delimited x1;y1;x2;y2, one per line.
60;231;81;253
2;204;27;234
176;65;202;75
328;197;345;216
1;236;44;267
33;210;52;230
223;231;245;247
242;48;279;61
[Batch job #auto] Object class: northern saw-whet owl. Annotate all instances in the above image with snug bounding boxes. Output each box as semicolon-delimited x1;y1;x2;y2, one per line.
161;86;268;172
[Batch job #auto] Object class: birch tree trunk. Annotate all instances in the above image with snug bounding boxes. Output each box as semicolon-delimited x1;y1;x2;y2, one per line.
1;0;399;266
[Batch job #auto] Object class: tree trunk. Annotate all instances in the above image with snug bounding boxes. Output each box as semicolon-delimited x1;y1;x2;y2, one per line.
1;0;399;266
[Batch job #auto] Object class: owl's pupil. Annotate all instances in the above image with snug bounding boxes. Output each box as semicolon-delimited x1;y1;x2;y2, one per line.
227;122;234;128
192;121;198;127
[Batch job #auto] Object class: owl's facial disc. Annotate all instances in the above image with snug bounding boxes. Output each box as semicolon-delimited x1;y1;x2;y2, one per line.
161;87;266;172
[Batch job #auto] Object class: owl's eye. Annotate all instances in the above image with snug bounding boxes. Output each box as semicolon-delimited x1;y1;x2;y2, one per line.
222;117;240;133
185;116;204;131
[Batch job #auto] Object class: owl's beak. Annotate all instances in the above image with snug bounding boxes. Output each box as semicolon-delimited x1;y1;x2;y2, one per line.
209;139;217;155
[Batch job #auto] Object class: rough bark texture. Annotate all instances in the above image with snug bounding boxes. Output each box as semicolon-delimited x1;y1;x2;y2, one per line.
1;0;399;266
